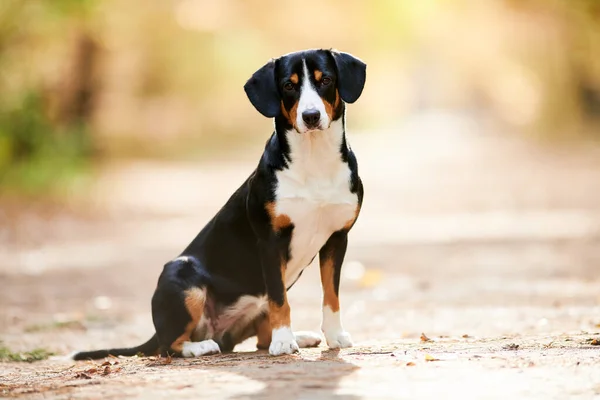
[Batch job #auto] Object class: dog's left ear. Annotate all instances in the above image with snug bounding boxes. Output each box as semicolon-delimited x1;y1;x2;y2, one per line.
244;59;280;118
330;50;367;104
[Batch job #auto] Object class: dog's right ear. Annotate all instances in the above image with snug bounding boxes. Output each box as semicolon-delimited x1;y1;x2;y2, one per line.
244;59;280;118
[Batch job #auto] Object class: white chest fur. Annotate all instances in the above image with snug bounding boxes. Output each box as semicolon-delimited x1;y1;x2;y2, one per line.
274;120;358;286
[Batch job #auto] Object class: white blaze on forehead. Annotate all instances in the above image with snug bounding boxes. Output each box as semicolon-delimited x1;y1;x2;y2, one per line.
296;59;330;132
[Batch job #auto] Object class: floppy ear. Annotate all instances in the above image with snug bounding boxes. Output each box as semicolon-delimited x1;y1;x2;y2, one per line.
331;50;367;104
244;59;281;118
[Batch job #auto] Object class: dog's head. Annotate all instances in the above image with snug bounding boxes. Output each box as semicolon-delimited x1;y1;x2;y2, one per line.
244;49;366;134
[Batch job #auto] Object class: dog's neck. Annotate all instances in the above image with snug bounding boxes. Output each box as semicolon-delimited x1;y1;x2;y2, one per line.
273;112;349;170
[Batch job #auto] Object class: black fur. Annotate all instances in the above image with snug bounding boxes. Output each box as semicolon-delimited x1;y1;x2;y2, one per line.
244;59;280;118
330;50;367;103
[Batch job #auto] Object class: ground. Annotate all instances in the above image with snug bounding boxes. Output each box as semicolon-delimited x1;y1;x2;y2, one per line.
1;112;600;399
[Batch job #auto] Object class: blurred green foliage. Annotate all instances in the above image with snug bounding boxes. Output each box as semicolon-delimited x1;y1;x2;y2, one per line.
0;0;97;194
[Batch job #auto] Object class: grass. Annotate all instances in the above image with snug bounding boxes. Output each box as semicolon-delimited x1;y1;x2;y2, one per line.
0;343;55;363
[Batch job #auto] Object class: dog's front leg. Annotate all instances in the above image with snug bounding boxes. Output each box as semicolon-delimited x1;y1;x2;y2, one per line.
319;231;353;349
259;243;299;356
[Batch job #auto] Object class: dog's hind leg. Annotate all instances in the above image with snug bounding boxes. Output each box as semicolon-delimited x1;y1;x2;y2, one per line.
151;256;220;357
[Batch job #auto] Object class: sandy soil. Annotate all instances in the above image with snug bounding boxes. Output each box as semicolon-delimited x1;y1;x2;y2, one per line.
1;112;600;399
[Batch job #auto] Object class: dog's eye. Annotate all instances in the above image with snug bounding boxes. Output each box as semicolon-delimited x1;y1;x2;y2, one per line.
283;82;294;91
321;77;332;86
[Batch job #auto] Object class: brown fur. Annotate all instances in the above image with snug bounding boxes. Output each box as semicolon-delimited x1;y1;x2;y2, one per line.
265;201;292;231
170;288;205;353
319;255;340;312
314;69;323;81
280;100;299;130
290;73;299;84
323;90;340;121
269;298;291;329
255;315;272;349
268;263;291;329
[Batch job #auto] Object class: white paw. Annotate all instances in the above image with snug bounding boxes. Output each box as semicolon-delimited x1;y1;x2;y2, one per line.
269;338;299;356
294;331;322;348
324;331;353;349
181;339;221;357
269;327;299;356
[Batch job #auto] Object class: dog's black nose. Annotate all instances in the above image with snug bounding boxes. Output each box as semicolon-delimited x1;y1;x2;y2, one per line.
302;109;320;127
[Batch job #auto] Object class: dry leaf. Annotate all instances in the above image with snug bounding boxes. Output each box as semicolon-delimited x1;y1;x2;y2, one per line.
424;354;439;362
503;343;519;350
406;361;416;366
102;366;111;375
164;354;173;364
591;339;599;346
101;361;111;367
462;334;470;338
74;372;92;380
84;368;97;374
420;333;432;342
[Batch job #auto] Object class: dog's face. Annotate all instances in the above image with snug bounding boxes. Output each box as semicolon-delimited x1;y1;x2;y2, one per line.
244;49;366;134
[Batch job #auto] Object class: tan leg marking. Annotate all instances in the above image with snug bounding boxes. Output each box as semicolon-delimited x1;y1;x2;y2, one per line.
320;254;340;313
268;262;291;329
171;287;205;353
343;204;361;230
255;315;272;349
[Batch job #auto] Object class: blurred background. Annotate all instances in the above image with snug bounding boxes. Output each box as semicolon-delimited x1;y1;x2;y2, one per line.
1;0;600;357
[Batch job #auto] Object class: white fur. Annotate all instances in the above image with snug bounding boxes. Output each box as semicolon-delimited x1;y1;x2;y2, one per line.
274;119;358;287
295;60;331;133
269;326;299;355
294;331;322;348
321;306;353;349
192;295;268;341
181;339;221;357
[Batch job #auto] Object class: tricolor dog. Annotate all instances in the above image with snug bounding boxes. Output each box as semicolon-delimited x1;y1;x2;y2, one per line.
73;48;366;359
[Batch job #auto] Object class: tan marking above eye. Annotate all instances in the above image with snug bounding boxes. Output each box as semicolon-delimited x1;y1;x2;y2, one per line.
290;73;299;84
314;70;323;81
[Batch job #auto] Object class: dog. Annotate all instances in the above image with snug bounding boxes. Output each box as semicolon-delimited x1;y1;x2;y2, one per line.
72;48;366;359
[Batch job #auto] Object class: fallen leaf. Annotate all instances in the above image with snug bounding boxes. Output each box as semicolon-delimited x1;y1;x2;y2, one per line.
420;333;432;342
102;366;111;375
591;339;599;346
101;361;111;367
164;354;173;365
424;354;439;362
462;334;471;338
406;362;416;366
503;343;519;350
84;368;97;374
74;372;92;380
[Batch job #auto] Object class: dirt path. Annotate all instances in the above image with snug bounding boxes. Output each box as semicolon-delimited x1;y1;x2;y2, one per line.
1;112;600;399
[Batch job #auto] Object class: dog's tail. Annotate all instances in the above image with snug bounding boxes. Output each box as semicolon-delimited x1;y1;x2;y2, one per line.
71;334;159;360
